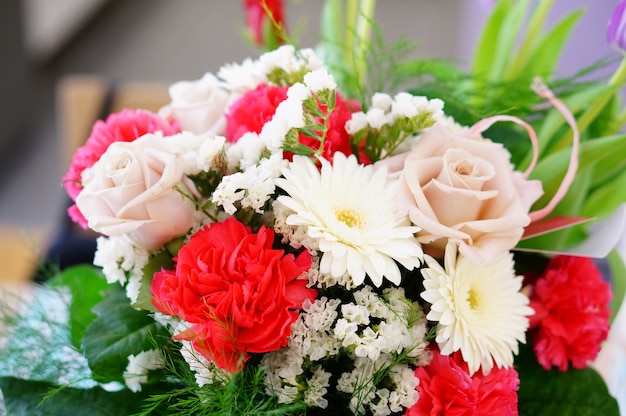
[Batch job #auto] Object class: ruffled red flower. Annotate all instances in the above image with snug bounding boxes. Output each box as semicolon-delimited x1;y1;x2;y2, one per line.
63;109;179;228
224;83;366;163
407;348;519;416
151;217;316;372
528;255;612;371
244;0;286;47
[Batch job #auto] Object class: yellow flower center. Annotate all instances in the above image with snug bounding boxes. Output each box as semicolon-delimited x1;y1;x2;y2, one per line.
335;208;364;229
467;288;480;310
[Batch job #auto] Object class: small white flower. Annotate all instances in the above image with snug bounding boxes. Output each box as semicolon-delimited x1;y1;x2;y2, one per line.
366;107;390;129
345;112;368;134
276;153;423;287
180;341;227;387
303;68;337;92
371;92;393;111
421;242;534;374
123;350;164;392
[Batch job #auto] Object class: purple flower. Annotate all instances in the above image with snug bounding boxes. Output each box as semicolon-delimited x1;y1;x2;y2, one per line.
607;0;626;53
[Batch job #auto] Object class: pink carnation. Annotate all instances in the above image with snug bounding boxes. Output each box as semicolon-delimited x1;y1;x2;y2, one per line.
224;82;365;163
407;348;519;416
63;109;179;228
529;255;612;371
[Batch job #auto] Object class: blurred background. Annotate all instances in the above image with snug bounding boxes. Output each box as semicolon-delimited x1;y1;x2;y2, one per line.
0;0;618;280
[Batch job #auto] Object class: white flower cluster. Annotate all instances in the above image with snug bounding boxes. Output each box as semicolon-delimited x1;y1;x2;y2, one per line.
123;349;164;392
212;153;288;215
260;287;428;414
346;92;444;134
179;341;230;387
93;235;150;303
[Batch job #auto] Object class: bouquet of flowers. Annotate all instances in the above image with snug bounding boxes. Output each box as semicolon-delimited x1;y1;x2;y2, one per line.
2;0;625;415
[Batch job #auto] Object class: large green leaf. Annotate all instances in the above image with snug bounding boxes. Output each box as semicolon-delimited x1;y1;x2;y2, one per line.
0;284;95;388
0;377;166;416
505;0;554;78
488;0;530;82
583;167;626;219
471;0;514;78
530;133;626;208
47;265;109;349
82;288;169;383
519;9;583;79
517;345;619;415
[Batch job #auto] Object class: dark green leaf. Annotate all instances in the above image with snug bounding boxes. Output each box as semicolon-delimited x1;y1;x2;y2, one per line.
82;288;169;383
47;265;108;349
0;377;165;416
131;250;174;312
517;345;619;416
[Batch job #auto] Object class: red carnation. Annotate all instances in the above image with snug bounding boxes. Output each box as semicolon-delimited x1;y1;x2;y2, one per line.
224;82;365;163
529;255;612;371
407;348;519;416
63;109;179;228
151;217;316;372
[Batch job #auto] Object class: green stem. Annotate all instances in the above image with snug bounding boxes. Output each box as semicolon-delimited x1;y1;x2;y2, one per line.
353;0;376;90
343;0;358;73
551;57;626;153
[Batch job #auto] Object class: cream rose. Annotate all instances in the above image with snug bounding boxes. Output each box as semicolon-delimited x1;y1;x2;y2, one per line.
76;133;197;250
160;73;230;135
380;123;543;263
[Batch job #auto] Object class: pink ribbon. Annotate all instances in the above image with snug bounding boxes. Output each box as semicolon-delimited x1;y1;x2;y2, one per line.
466;77;580;223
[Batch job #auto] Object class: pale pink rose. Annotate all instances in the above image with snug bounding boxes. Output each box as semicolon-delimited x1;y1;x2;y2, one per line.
76;133;197;250
160;73;230;135
380;123;543;263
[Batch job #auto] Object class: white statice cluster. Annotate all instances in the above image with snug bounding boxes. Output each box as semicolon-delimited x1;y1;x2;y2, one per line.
123;349;164;392
212;153;288;215
260;287;428;415
179;341;230;387
345;92;446;155
93;235;150;303
212;67;338;216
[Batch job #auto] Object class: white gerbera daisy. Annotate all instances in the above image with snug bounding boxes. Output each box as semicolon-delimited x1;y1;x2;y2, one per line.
421;242;533;375
275;153;422;287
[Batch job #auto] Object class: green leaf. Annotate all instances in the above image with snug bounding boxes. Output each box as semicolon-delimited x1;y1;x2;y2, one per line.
0;377;164;416
506;0;554;78
82;288;169;383
488;0;530;82
0;285;95;388
517;345;619;415
530;133;626;209
519;9;583;79
131;250;174;312
526;83;614;168
583;167;626;219
47;265;109;349
607;249;626;321
472;0;515;78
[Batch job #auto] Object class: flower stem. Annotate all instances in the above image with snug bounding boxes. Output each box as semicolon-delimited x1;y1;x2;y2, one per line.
354;0;376;83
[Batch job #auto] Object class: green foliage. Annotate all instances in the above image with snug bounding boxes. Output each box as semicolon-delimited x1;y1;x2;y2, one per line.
608;249;626;320
516;344;619;416
82;287;169;383
131;249;174;312
0;377;166;416
135;354;306;416
47;265;108;349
